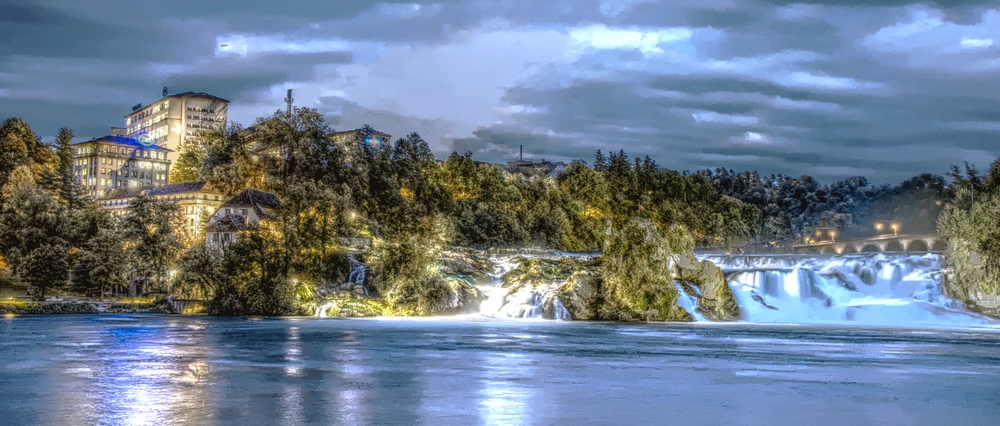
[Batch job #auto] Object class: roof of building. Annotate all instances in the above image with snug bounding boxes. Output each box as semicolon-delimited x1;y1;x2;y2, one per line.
125;91;230;117
330;129;392;138
72;135;173;151
167;91;229;102
206;213;252;232
221;189;281;219
99;181;218;200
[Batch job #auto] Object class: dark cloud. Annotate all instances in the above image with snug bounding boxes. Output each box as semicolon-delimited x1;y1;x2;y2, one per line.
1;0;998;184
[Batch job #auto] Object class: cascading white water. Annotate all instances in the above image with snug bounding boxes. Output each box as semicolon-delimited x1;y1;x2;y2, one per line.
703;252;997;327
315;254;371;317
473;253;583;320
674;283;706;321
347;255;369;297
491;282;571;320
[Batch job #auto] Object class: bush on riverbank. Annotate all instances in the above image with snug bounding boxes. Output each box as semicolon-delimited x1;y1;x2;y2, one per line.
0;301;99;314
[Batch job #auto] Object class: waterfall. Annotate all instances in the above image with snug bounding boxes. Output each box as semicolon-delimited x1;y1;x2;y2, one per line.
474;254;577;320
314;301;335;318
347;254;369;297
490;283;571;320
674;283;706;321
703;253;997;327
315;254;371;317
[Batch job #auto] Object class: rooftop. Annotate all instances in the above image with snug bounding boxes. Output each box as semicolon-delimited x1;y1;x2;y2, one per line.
167;91;229;102
331;129;392;138
72;135;173;151
100;181;217;200
222;188;281;219
126;91;230;117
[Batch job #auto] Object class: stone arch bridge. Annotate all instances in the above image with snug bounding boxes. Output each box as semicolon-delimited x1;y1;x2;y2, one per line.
792;234;943;254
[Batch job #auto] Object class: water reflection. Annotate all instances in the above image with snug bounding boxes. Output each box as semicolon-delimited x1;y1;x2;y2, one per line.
280;325;304;425
477;352;536;424
3;318;999;426
57;318;217;425
334;329;370;425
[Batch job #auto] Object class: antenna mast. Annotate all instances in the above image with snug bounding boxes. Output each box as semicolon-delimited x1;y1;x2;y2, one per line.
284;89;294;119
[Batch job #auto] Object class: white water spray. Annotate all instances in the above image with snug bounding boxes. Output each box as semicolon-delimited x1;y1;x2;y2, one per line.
704;253;997;327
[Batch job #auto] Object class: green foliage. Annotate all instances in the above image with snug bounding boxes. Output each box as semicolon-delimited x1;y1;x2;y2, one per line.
121;193;186;294
72;226;128;298
602;218;692;321
170;143;207;184
369;236;453;315
177;228;296;316
938;184;1000;300
0;169;72;299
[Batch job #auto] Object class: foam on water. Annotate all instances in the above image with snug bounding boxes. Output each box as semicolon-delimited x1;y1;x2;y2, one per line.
703;253;997;327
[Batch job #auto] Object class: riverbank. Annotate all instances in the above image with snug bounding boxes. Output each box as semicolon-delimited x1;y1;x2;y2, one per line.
0;298;173;315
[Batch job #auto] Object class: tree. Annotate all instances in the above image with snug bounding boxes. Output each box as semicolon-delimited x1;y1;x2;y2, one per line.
0;166;71;299
170;143;207;183
121;194;186;296
21;242;70;300
72;226;128;299
0;118;32;189
602;218;694;320
52;127;84;208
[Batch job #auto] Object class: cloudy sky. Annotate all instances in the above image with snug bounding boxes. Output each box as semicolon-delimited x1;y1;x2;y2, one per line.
1;0;998;183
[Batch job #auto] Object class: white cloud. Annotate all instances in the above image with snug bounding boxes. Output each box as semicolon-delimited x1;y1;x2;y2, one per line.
495;104;545;115
862;7;1000;69
569;25;692;56
744;131;767;142
215;35;357;57
779;71;881;91
961;37;993;49
770;97;842;112
375;3;442;21
691;111;758;126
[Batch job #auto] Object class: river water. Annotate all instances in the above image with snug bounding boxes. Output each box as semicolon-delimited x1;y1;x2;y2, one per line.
2;315;999;425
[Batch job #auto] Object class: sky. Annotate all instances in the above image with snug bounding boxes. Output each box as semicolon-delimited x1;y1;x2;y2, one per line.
1;0;998;184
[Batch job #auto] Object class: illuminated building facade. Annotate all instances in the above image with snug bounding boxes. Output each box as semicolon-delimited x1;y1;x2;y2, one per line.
206;189;280;246
330;128;391;150
71;134;173;198
97;182;226;239
125;91;229;163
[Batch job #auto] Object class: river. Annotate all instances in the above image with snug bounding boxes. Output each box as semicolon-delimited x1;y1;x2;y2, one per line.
2;315;999;425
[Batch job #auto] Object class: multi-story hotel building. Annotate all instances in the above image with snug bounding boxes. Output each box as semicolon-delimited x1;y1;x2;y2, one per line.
72;132;173;198
125;91;229;163
98;182;226;239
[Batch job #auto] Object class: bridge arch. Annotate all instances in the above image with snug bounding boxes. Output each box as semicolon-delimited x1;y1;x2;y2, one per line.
931;240;946;251
820;246;835;254
860;244;881;253
885;241;904;252
907;240;929;252
842;245;858;254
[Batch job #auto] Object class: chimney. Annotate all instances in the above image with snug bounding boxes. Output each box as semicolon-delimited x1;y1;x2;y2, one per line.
520;145;523;161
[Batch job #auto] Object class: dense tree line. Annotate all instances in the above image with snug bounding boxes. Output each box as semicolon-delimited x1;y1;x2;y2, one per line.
0;112;968;313
0;118;184;300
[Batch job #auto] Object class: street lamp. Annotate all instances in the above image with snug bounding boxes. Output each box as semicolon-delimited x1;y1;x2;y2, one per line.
829;230;837;242
891;223;899;237
875;223;883;236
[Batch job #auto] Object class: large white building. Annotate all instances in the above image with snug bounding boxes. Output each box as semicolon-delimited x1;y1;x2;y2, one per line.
125;91;229;163
71;133;173;198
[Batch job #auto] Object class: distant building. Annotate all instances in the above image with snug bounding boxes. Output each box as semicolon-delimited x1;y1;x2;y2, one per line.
125;91;229;163
505;146;565;177
71;132;173;198
330;128;392;151
206;189;280;246
97;182;226;238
